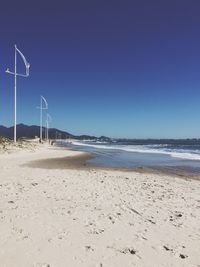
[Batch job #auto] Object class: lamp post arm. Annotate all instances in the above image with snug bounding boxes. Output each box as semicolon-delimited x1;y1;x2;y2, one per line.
15;45;30;76
41;95;48;109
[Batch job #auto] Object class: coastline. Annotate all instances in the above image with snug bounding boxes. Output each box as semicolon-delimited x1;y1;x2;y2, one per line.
25;144;200;180
0;142;200;266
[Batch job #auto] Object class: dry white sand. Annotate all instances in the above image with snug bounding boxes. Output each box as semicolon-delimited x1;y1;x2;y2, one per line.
0;143;200;267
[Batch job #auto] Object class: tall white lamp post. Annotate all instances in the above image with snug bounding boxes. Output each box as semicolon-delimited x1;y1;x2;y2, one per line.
46;113;52;140
39;96;48;141
6;45;30;142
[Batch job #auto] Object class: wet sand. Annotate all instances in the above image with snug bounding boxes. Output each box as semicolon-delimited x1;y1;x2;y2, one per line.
25;152;200;181
24;153;94;169
134;166;200;181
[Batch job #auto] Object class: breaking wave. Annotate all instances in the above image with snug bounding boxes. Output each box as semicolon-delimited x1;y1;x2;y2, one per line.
70;141;200;161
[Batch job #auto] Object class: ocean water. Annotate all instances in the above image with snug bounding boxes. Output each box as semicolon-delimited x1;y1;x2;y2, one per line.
60;139;200;173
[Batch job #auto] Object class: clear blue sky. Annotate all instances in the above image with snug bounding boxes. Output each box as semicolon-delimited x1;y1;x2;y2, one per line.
1;0;200;138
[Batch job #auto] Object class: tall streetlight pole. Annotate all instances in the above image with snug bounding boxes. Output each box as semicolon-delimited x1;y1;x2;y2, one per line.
39;96;48;141
6;45;30;142
46;113;52;140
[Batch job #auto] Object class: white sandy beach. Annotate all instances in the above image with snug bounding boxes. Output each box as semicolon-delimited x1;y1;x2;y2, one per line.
0;143;200;267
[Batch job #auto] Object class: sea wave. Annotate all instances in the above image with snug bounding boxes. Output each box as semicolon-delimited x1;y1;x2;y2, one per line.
70;141;200;161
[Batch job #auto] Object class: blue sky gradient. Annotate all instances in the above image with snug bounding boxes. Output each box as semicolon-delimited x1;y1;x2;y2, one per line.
1;0;200;138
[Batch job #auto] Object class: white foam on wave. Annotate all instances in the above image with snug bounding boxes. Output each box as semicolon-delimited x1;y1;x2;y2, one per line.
170;152;200;160
69;141;200;161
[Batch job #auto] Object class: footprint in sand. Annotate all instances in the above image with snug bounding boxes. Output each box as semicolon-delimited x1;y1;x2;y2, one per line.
120;247;136;255
179;254;188;259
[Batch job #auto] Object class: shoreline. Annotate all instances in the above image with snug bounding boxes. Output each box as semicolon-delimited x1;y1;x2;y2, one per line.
24;146;200;181
3;139;199;181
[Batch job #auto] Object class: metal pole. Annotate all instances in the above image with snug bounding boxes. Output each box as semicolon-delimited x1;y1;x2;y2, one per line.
40;96;42;140
6;45;30;143
45;120;47;140
46;119;49;140
14;45;17;142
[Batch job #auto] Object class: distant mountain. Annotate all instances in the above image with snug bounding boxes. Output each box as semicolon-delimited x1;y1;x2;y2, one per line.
0;124;72;139
0;125;11;138
0;124;111;141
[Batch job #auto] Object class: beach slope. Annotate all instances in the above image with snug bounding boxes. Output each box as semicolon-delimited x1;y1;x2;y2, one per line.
0;143;200;267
